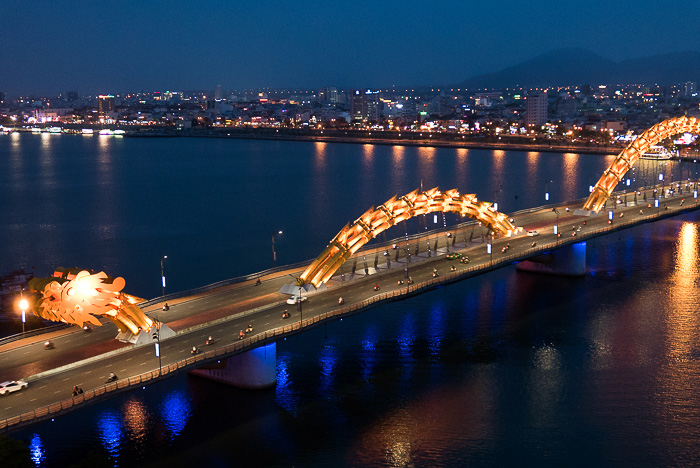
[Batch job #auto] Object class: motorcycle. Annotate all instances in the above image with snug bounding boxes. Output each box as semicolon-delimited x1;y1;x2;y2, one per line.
338;297;344;305
255;278;261;286
239;331;245;340
162;303;170;311
191;346;199;355
44;340;54;350
206;336;214;346
106;373;118;383
83;324;92;332
373;284;380;291
245;325;253;333
450;265;456;272
407;277;414;285
282;311;291;319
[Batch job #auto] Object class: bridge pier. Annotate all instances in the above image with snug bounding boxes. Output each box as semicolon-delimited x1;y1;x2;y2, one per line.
190;343;277;389
516;242;586;276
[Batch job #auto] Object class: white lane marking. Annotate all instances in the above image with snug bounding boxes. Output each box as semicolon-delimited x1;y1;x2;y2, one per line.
85;370;92;374
30;398;37;402
62;378;70;382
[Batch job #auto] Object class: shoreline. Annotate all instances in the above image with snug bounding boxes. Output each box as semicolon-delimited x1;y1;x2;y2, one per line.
4;124;622;155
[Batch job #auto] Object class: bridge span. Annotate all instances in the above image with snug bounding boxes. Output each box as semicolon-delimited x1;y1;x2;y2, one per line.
1;176;698;432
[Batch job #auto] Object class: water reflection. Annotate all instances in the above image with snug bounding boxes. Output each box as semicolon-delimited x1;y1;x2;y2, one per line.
97;410;124;461
122;397;151;455
667;222;700;358
427;302;445;355
275;354;299;415
319;343;338;393
29;433;45;466
160;390;192;439
562;153;580;200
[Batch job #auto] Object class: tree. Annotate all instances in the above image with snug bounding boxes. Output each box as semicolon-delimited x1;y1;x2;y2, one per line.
0;434;33;468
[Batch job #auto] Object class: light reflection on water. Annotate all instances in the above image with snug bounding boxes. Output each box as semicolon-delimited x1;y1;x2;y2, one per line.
29;433;45;466
6;136;700;467
160;390;192;439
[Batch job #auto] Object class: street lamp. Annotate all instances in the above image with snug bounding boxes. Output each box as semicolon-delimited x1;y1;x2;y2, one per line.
160;255;168;300
545;180;553;202
493;189;502;212
272;230;283;267
152;321;162;377
552;208;559;239
18;292;28;334
487;231;493;265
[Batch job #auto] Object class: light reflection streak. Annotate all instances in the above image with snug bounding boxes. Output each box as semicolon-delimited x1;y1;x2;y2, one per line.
455;148;468;189
492;150;505;185
29;433;45;466
562;153;580;200
528;345;563;427
361;326;379;383
275;354;299;415
416;147;436;185
122;397;151;454
319;344;338;393
97;410;124;461
427;302;445;355
160;390;192;439
666;222;700;357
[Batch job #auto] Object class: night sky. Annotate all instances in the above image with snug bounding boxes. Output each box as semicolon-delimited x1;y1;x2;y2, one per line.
0;0;696;96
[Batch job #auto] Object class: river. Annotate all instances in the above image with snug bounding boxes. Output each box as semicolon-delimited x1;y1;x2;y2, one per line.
2;132;700;467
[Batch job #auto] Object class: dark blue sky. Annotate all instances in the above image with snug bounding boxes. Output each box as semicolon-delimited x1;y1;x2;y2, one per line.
0;0;696;96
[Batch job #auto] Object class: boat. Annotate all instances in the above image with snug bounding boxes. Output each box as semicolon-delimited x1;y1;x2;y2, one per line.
641;145;676;160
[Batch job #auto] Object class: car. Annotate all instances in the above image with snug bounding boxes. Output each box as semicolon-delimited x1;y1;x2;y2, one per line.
446;253;462;260
0;380;28;395
286;295;308;305
527;230;539;237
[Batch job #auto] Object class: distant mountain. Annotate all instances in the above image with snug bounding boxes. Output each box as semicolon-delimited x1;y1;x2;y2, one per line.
458;48;700;88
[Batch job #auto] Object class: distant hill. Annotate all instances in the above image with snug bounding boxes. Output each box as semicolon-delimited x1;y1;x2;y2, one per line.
458;48;700;88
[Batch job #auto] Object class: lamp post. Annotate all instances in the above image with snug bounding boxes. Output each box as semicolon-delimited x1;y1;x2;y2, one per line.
487;231;493;265
545;180;553;202
493;189;502;212
18;291;28;335
152;321;162;377
160;255;168;299
272;230;283;267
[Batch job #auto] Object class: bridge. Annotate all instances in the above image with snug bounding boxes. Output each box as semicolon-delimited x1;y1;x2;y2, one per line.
1;116;699;432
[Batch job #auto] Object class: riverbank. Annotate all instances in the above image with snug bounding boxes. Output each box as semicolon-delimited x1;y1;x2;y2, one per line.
129;127;624;155
5;124;622;155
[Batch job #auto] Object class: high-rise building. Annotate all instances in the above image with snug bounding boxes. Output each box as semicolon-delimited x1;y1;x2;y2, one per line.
67;91;78;102
526;91;548;126
319;87;338;105
350;89;381;122
97;95;115;114
680;81;697;98
214;85;223;101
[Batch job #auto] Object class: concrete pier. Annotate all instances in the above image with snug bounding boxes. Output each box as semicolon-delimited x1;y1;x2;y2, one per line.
190;343;277;389
516;242;586;276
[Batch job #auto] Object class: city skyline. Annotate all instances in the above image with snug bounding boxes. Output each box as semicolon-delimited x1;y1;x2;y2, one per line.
1;0;698;96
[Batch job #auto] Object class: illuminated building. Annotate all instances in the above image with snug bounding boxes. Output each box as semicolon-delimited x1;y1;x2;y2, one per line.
97;94;115;115
526;91;548;126
350;89;381;123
